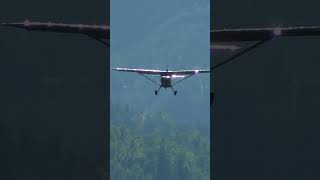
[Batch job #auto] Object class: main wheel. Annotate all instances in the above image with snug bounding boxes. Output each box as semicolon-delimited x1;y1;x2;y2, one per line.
155;91;158;95
174;91;177;95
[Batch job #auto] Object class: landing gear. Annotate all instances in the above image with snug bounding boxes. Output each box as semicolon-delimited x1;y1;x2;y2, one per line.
155;86;177;95
155;86;161;95
171;87;177;95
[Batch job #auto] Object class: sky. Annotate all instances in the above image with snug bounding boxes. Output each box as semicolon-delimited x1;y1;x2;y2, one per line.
110;0;210;124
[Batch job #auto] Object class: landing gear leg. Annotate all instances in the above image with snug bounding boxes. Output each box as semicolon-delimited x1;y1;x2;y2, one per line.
155;86;161;95
171;87;177;95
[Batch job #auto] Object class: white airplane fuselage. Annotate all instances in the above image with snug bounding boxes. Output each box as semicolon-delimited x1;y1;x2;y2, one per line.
160;76;172;88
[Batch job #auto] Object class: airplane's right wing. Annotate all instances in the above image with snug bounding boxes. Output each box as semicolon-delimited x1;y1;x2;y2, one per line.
113;68;165;75
2;20;109;46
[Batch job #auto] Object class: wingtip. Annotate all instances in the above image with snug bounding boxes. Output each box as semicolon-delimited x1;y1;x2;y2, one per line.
1;20;31;28
1;22;20;28
1;22;9;26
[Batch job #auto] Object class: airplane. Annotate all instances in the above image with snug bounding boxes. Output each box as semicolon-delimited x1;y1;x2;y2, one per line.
4;20;320;103
113;68;209;95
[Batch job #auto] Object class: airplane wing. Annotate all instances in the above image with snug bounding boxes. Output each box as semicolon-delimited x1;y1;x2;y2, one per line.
210;26;320;106
211;44;241;51
2;20;109;46
211;26;320;51
113;68;209;76
211;26;320;43
211;26;320;70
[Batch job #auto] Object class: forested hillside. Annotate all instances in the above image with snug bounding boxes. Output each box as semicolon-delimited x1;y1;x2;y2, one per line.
110;104;210;180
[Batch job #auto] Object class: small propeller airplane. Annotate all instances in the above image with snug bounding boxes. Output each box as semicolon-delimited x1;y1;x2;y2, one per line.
3;20;320;102
113;68;209;95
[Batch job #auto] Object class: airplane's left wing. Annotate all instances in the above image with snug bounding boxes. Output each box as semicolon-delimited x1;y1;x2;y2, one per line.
211;26;320;106
211;26;320;51
168;69;210;75
212;26;320;43
211;26;320;69
2;20;109;46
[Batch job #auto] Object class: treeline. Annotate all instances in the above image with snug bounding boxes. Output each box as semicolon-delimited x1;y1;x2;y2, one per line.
110;104;210;180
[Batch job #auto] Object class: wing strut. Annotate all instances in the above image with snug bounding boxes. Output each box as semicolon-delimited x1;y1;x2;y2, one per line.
172;74;195;87
210;39;270;107
88;35;109;46
138;73;160;86
211;39;270;71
